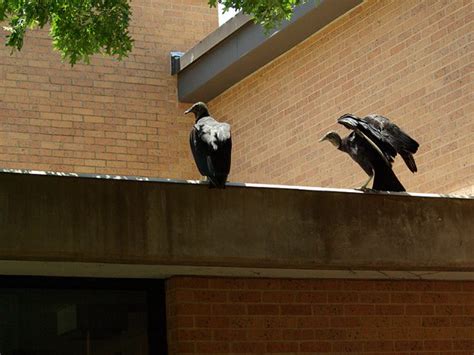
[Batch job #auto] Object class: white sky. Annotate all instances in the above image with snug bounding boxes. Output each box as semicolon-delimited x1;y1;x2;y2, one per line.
218;4;238;25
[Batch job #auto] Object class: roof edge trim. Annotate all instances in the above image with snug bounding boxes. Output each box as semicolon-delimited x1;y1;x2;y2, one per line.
177;0;364;102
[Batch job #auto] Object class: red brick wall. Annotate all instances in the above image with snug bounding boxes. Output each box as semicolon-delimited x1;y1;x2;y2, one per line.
210;0;473;194
0;0;217;178
167;277;474;354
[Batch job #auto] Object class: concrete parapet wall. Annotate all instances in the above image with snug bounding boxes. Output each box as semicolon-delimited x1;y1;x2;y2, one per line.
0;171;472;275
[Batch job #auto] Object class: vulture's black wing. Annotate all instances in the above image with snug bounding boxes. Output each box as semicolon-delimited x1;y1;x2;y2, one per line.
338;113;419;173
338;114;395;166
362;114;419;172
191;116;232;188
190;128;209;177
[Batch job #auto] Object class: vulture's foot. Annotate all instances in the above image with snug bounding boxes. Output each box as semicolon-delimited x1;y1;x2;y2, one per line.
359;173;374;190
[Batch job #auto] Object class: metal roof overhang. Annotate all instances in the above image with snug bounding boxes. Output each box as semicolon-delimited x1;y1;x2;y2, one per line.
0;170;473;280
177;0;364;102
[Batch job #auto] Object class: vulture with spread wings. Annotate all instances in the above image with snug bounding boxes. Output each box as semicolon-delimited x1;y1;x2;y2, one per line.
185;102;232;188
320;113;419;192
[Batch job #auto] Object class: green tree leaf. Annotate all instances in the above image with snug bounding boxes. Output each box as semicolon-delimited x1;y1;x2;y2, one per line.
1;0;133;66
208;0;306;31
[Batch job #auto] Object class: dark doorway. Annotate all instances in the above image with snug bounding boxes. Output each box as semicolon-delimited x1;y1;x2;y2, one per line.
0;277;167;355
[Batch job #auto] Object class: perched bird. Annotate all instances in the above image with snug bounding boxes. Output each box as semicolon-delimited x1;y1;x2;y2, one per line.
184;102;232;188
320;114;419;192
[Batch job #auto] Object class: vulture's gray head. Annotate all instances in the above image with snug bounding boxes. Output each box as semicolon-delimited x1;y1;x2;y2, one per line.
184;102;210;120
319;131;342;148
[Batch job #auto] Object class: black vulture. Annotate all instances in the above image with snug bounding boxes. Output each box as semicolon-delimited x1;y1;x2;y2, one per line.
184;102;232;188
320;114;419;192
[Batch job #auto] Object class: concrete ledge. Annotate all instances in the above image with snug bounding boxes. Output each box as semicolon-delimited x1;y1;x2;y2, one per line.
1;261;473;281
0;169;472;279
177;0;363;102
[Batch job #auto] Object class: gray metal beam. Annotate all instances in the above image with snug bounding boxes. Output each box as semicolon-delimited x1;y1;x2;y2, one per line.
177;0;363;103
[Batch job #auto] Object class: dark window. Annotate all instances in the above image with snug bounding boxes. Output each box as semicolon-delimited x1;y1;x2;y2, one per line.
0;277;167;355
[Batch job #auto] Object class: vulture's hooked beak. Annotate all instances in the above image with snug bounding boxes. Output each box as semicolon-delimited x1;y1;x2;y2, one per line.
319;134;330;143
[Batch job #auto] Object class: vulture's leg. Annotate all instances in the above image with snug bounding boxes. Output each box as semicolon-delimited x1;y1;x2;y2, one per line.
359;171;373;190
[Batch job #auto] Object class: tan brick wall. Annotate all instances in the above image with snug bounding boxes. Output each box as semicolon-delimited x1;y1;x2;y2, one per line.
167;276;474;354
210;0;473;194
0;0;217;177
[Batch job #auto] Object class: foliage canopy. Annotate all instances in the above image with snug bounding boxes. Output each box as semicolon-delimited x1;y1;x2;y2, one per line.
1;0;133;65
0;0;304;65
209;0;305;31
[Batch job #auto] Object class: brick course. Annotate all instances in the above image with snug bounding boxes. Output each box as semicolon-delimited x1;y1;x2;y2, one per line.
0;0;217;178
167;277;474;354
210;0;473;194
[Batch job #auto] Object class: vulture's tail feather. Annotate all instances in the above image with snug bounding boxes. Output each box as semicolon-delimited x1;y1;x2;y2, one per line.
208;175;227;189
401;152;418;173
373;166;406;192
